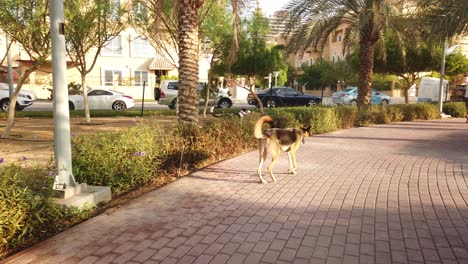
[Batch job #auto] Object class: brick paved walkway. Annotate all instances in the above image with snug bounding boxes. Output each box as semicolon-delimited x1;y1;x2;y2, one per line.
3;119;468;264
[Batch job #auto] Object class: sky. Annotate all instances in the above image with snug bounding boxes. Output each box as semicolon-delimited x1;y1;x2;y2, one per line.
257;0;289;17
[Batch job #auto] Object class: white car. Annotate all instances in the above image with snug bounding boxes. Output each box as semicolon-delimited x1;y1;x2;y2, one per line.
155;80;233;109
0;83;37;111
68;89;135;111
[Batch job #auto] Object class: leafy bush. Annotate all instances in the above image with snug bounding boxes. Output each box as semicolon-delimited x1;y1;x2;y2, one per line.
72;117;257;196
443;102;466;117
0;165;92;258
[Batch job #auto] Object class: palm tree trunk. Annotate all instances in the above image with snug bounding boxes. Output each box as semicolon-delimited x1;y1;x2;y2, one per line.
357;41;375;107
177;0;204;124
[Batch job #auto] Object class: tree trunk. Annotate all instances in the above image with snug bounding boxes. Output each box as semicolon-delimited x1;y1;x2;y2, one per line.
357;40;375;107
177;0;204;124
81;74;91;123
2;66;37;139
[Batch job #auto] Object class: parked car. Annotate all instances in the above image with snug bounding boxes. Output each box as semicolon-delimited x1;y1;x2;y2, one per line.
247;87;322;107
0;83;37;111
155;80;233;109
68;89;134;111
332;87;391;106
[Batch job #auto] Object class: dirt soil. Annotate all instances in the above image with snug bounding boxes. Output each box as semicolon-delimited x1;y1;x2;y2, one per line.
0;116;175;167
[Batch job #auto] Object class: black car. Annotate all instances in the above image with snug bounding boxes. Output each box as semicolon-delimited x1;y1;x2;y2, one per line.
247;87;322;107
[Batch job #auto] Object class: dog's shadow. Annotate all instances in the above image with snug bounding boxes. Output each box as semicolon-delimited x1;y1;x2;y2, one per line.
189;167;292;184
188;174;256;184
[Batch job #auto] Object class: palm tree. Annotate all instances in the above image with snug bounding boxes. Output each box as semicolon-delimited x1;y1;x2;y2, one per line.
136;0;242;124
285;0;403;107
415;0;467;42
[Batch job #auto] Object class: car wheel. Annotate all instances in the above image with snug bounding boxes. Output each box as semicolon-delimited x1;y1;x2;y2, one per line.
265;98;277;108
307;100;316;107
69;101;75;111
16;106;24;111
381;99;389;105
350;100;357;106
112;100;127;111
0;99;10;112
218;98;232;109
169;98;177;109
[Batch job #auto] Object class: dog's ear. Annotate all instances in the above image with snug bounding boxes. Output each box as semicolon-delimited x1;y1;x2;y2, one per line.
301;126;311;133
301;126;311;144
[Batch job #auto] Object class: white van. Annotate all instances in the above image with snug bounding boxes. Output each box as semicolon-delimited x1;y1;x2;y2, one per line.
417;77;449;102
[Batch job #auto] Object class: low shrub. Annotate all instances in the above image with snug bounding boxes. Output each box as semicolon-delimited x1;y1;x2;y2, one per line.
0;165;92;258
443;102;466;117
72;117;257;196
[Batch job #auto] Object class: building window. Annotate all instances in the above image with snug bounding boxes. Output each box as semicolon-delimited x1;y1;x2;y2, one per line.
132;36;153;58
101;36;122;56
334;30;343;42
103;69;123;86
295;59;302;69
134;70;148;86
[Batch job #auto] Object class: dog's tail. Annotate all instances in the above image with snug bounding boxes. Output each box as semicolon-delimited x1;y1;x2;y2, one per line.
254;115;273;139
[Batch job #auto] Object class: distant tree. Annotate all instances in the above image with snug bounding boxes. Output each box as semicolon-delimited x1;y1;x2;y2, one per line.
445;52;468;78
198;0;233;117
374;31;440;103
286;0;409;108
0;0;51;139
300;60;352;92
65;0;126;124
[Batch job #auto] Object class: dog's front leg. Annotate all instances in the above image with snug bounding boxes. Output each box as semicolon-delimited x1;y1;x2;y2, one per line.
287;152;296;174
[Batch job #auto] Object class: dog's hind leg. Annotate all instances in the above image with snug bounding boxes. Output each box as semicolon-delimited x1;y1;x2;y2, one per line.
287;152;296;174
267;150;280;182
257;142;268;184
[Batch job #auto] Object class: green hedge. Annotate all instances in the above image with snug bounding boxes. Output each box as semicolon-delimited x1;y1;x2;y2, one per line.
72;117;257;195
0;102;445;259
443;102;466;117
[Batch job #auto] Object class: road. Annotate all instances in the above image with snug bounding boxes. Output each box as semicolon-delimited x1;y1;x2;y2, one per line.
21;96;416;112
23;101;254;111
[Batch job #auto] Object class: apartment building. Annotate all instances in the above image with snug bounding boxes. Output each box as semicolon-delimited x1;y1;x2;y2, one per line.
0;20;211;100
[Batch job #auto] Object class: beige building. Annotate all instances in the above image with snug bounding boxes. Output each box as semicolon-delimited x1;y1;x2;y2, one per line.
0;28;211;100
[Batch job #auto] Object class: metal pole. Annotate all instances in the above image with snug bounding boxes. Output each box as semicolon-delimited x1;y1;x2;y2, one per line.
50;0;76;189
437;39;446;114
141;81;146;117
6;35;14;100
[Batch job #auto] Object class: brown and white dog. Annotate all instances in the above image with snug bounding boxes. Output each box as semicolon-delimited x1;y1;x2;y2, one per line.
254;115;311;184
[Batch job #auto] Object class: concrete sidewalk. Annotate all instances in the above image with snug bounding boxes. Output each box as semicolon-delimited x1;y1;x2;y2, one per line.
2;119;468;264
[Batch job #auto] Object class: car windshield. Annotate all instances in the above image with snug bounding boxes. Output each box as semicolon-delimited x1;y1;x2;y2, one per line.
342;87;356;93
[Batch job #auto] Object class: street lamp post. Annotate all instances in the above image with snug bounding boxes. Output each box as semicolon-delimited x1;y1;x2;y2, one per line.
437;40;447;115
437;40;459;115
50;0;76;189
